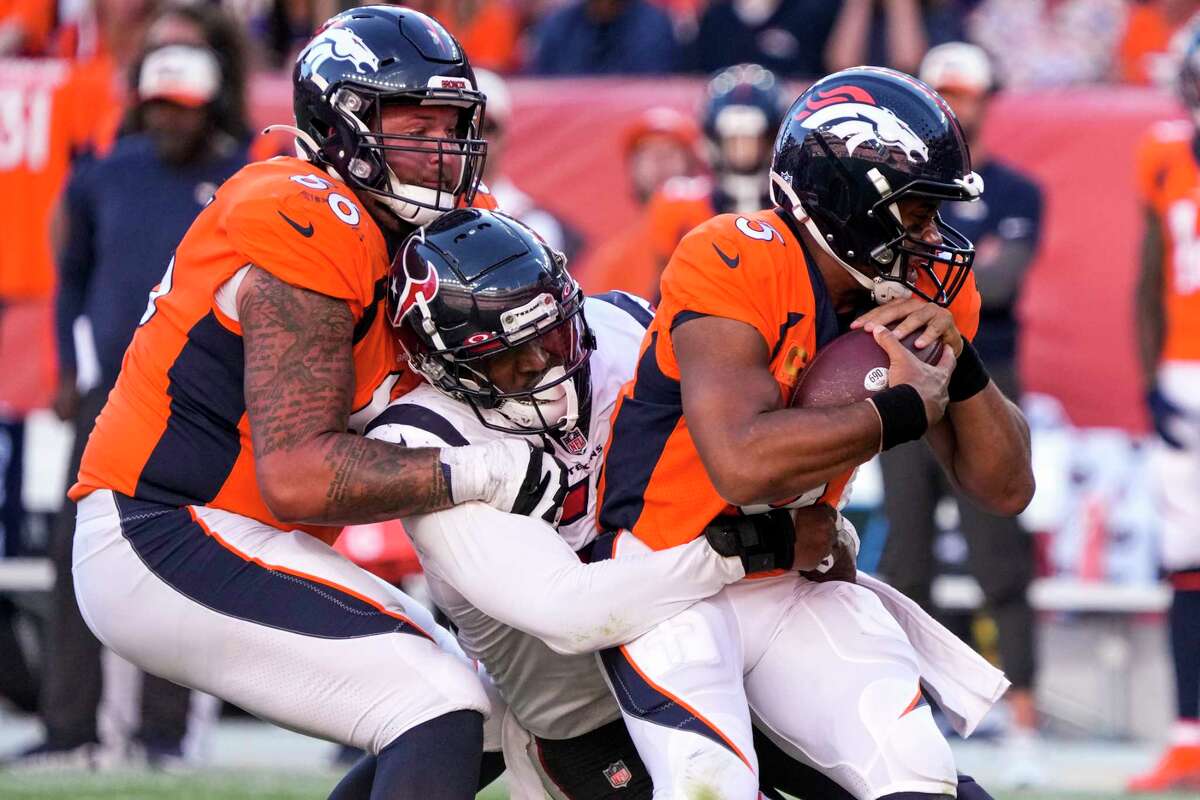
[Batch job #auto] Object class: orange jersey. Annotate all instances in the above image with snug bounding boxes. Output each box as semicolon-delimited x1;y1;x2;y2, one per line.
579;216;659;299
1136;121;1200;362
0;57;116;301
646;177;718;271
70;157;417;545
598;209;980;549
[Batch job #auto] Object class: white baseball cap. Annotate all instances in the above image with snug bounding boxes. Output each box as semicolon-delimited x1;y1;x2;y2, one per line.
474;68;511;128
138;44;221;107
919;42;993;95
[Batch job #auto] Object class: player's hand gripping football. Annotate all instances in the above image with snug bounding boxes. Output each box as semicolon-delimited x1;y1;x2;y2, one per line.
851;296;964;357
873;325;956;427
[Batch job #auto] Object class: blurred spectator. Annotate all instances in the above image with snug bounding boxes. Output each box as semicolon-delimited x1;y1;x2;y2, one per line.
967;0;1126;87
622;106;703;206
474;68;582;257
402;0;522;73
878;41;1044;785
1128;29;1200;794
5;37;252;771
530;0;679;75
641;64;784;297
825;0;929;76
579;106;702;296
1118;0;1200;85
0;0;54;55
683;0;841;78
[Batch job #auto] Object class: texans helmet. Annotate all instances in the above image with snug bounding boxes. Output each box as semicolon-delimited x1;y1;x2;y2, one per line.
292;5;487;227
701;63;786;177
770;67;983;306
388;209;595;434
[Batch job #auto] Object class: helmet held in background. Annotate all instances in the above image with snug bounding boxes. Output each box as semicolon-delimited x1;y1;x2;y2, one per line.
388;209;595;434
770;66;983;307
291;5;487;228
701;63;786;178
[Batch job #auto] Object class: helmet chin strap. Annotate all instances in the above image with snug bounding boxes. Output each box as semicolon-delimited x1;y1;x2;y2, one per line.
769;171;913;305
494;366;580;432
262;124;323;162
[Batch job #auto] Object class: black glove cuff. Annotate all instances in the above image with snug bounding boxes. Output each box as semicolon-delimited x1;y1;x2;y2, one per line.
869;385;928;451
704;510;795;574
948;340;990;402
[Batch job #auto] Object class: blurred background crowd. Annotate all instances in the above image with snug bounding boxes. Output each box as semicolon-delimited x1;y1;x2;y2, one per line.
4;0;1200;795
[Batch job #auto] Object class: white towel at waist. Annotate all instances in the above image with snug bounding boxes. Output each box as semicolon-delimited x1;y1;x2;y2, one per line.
857;571;1011;737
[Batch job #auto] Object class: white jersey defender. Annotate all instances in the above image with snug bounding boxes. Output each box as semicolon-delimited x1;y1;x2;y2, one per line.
366;294;745;741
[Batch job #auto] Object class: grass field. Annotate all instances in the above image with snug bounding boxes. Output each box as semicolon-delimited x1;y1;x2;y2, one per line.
0;772;1193;800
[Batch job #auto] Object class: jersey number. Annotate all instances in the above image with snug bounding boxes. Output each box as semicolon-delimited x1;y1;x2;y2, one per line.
139;257;176;326
1167;199;1200;295
0;87;51;171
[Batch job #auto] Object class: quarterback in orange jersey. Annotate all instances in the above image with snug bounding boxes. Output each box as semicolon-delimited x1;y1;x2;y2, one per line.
596;68;1033;800
642;64;785;296
1129;31;1200;794
66;8;568;800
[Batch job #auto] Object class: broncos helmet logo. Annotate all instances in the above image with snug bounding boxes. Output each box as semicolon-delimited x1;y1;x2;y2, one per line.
795;87;929;165
302;26;380;76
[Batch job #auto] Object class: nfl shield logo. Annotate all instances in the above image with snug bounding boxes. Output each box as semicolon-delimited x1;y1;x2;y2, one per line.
563;427;587;455
603;760;632;789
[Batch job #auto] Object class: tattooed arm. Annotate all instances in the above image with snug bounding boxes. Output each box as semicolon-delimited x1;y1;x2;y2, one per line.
238;265;452;524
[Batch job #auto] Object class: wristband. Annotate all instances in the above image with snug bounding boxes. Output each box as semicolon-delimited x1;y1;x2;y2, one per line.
948;340;990;402
868;385;928;451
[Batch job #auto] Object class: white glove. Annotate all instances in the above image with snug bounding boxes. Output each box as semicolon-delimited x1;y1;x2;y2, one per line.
439;439;568;524
814;511;861;574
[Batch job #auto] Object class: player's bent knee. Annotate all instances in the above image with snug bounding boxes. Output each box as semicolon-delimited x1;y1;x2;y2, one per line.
665;743;758;800
865;699;956;799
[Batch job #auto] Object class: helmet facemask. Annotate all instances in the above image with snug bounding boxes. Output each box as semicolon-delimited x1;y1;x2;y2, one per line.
771;134;982;307
321;85;487;227
394;244;595;434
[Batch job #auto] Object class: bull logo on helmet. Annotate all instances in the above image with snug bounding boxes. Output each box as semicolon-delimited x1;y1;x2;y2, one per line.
389;258;440;327
302;26;380;76
795;86;928;165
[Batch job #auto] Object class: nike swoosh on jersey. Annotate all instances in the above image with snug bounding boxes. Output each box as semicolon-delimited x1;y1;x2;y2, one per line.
278;211;314;238
712;242;739;269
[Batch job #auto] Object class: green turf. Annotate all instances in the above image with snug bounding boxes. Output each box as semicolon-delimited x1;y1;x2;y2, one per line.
0;773;1191;800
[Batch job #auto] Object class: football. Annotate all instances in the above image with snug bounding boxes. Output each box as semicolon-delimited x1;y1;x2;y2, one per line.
789;326;944;408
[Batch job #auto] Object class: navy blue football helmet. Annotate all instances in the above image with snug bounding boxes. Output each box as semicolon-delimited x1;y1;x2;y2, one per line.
388;209;594;434
291;6;487;226
771;67;982;306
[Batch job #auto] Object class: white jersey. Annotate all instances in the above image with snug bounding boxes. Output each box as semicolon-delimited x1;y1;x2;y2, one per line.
366;293;746;740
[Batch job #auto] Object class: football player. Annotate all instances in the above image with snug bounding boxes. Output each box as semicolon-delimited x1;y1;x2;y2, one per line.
644;63;785;292
596;67;1034;799
1128;29;1200;794
366;209;1008;800
365;207;826;798
65;7;565;800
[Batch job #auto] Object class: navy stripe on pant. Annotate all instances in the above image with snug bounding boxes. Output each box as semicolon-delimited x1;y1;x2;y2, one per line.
112;494;430;641
599;645;745;765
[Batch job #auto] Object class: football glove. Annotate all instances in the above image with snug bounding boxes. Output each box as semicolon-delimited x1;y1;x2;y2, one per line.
441;439;568;524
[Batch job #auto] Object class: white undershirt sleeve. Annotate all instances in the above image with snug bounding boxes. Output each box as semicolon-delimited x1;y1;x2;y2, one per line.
402;503;745;655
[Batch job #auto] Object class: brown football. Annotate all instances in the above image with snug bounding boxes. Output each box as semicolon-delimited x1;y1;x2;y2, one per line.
789;326;944;408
